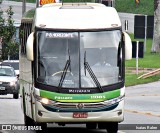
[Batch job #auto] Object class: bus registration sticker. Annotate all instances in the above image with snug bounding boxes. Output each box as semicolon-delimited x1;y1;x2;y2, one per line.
73;112;88;118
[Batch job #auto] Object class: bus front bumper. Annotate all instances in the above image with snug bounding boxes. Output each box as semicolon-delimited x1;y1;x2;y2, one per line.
34;100;124;123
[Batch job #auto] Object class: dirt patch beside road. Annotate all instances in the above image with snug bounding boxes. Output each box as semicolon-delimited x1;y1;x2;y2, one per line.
125;67;158;74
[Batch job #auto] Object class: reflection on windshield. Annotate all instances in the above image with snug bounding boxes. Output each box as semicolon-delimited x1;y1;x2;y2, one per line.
84;51;103;92
1;62;19;70
37;30;122;88
0;68;15;76
37;32;79;88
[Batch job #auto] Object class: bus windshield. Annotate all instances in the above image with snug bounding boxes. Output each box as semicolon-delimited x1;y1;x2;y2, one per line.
36;30;122;88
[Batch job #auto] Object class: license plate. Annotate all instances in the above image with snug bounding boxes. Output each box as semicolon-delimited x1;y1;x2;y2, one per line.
0;87;5;90
73;112;88;118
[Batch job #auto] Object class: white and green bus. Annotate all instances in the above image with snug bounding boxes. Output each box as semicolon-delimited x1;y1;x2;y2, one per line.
19;2;132;133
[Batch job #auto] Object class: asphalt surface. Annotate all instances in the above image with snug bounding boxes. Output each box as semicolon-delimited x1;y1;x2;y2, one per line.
124;81;160;117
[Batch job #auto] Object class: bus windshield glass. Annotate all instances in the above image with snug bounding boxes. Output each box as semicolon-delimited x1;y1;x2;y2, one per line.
36;30;122;88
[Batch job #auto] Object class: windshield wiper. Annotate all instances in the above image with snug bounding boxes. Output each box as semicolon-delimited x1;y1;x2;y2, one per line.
84;51;103;92
58;49;71;88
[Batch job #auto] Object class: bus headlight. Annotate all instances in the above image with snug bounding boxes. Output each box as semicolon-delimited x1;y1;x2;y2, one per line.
34;94;55;105
41;98;49;104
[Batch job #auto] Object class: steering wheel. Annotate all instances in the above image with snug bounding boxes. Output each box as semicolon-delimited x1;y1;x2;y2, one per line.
52;70;72;76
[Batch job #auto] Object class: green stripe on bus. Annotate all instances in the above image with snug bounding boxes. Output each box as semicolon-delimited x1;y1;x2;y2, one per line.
40;89;120;102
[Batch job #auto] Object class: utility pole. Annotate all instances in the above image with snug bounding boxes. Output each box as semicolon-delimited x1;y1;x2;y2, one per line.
22;0;26;16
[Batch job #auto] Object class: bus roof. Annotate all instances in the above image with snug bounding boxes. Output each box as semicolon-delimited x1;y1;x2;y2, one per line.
34;3;121;30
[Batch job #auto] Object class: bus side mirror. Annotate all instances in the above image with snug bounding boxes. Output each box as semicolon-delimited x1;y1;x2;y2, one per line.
26;32;34;61
123;32;132;60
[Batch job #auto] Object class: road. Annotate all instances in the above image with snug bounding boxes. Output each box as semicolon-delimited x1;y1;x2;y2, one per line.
0;81;160;133
121;81;160;133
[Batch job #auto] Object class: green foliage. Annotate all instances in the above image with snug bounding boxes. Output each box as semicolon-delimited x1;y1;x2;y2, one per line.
0;6;19;60
115;0;154;15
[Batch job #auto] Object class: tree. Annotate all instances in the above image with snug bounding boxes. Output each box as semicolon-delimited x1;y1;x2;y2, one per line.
0;6;19;60
151;0;160;53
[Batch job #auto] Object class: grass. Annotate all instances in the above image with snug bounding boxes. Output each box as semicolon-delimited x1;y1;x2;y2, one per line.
125;72;160;87
115;0;154;15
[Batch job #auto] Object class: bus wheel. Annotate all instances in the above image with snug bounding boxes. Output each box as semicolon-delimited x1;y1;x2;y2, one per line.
106;122;118;133
24;114;35;126
98;122;106;129
86;122;97;129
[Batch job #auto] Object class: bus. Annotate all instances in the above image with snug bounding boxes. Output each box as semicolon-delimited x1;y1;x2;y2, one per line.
19;2;132;133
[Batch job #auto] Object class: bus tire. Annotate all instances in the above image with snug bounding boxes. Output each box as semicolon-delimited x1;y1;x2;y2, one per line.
86;122;97;129
98;122;106;129
106;122;118;133
24;114;35;126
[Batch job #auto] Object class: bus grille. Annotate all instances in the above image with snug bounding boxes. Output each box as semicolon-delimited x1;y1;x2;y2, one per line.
51;102;110;109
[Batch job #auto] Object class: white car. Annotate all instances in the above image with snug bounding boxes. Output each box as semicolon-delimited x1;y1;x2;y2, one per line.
0;65;19;99
1;60;19;75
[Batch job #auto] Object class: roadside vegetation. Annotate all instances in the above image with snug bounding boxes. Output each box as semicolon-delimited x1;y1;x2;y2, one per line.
0;6;19;60
115;0;154;15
